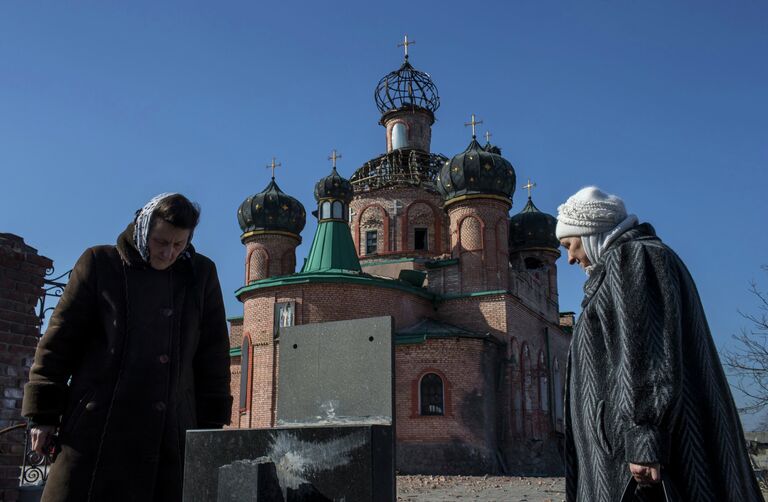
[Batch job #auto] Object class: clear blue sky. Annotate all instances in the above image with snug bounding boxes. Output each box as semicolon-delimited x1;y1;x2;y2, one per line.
2;2;767;422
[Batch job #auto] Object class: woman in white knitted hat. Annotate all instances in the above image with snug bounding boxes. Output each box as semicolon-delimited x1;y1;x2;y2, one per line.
558;187;761;502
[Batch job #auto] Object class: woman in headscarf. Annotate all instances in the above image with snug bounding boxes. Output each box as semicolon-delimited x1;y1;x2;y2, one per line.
557;187;762;502
22;193;233;502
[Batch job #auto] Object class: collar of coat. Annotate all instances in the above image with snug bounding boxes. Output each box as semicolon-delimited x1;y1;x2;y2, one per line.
116;223;196;271
581;222;658;308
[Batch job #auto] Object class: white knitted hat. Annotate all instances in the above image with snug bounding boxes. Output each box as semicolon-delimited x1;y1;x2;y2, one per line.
555;187;627;239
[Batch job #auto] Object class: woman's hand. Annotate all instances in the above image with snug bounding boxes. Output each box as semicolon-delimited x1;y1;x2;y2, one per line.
629;462;661;484
30;425;57;455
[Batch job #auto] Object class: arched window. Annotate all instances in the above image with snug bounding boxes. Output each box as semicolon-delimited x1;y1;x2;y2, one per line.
239;336;251;411
332;201;343;220
321;201;332;219
391;122;408;150
420;373;444;416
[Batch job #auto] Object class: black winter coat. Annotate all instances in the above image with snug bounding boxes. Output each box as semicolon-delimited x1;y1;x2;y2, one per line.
564;224;762;502
22;225;233;502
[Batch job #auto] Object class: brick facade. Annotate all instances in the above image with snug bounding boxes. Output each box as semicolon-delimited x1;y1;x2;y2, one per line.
382;109;433;154
0;234;52;500
351;187;449;270
243;232;300;282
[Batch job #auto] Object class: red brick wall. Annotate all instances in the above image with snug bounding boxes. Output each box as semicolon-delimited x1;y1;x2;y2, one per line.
382;109;433;153
243;233;300;282
446;198;511;293
0;234;51;499
351;187;449;264
234;282;434;427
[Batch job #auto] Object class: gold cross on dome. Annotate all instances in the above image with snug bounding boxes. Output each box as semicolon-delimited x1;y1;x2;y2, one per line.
328;149;342;169
522;179;536;198
484;131;492;143
266;157;281;179
398;34;415;59
464;114;483;138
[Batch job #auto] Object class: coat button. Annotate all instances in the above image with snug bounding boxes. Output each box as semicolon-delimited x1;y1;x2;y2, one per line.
158;354;169;364
161;308;173;317
154;401;166;412
85;401;97;411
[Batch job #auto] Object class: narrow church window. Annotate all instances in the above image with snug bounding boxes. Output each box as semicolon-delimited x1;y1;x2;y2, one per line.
239;336;251;411
321;201;332;219
420;373;444;416
414;228;428;250
365;230;378;254
332;201;343;220
553;359;563;429
391;122;408;150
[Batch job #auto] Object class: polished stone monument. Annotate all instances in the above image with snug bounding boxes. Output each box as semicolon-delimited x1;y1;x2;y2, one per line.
182;316;395;502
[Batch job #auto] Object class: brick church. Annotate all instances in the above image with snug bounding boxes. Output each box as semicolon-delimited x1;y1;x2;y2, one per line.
227;45;571;475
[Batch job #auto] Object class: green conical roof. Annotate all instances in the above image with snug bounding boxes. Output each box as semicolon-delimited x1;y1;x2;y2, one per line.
300;220;361;274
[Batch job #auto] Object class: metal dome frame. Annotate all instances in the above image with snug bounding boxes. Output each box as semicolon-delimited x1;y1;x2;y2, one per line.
374;60;440;114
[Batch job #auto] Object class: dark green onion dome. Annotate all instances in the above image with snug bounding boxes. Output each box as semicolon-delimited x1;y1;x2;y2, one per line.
314;167;353;203
509;197;559;252
237;178;306;239
374;58;440;118
436;138;516;203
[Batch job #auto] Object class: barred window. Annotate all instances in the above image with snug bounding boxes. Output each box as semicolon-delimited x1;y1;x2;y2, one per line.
420;373;444;416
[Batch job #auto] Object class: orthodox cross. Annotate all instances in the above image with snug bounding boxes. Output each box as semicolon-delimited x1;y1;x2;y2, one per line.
398;34;415;60
266;157;282;179
484;131;492;143
522;179;536;198
328;149;342;169
464;114;483;138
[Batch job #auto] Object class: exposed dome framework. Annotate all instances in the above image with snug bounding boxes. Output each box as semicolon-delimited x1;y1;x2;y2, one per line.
374;60;440;116
350;149;448;192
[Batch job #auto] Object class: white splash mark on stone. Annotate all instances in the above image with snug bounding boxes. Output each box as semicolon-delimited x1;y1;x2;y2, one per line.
267;429;367;498
319;400;339;420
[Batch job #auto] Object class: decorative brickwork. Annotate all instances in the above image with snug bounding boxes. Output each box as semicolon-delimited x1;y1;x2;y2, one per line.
447;198;511;294
243;233;300;281
351;188;448;270
383;109;433;153
0;234;52;499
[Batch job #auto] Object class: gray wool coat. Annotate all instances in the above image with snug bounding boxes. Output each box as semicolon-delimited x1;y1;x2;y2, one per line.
564;223;762;502
22;225;233;502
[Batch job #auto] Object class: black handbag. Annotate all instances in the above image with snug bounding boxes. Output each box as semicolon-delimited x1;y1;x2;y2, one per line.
620;472;681;502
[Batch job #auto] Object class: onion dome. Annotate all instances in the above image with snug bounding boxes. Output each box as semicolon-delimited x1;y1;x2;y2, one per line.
436;138;516;203
237;178;306;240
314;167;353;203
374;58;440;119
509;197;559;252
